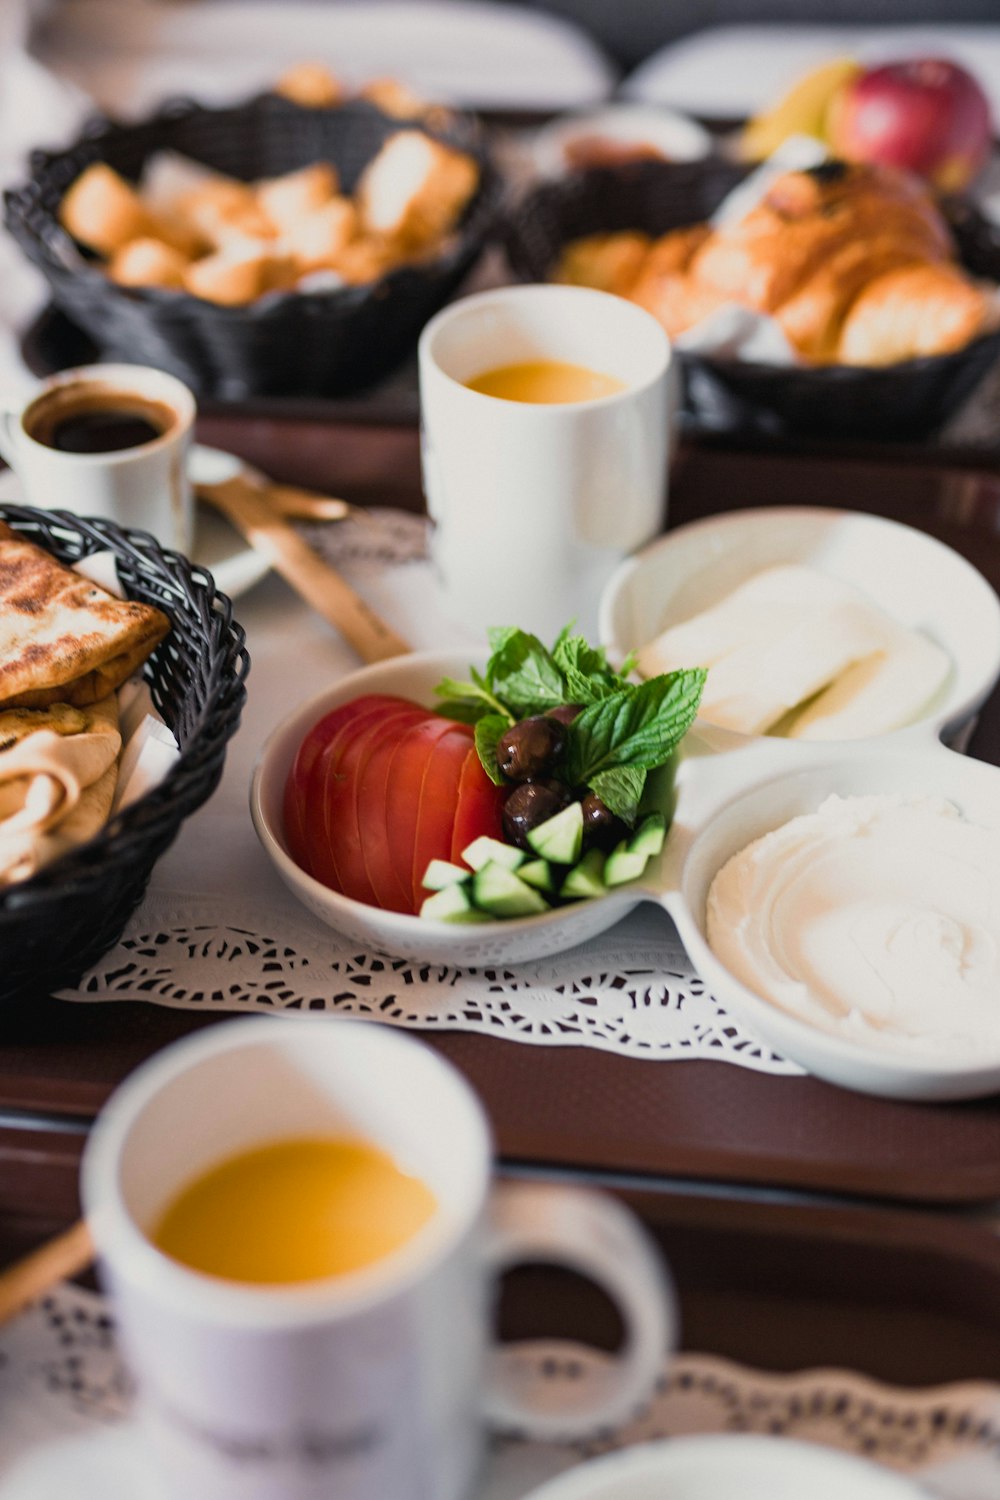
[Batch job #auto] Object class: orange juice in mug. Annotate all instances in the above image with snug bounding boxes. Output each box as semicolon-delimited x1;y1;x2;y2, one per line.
83;1019;677;1500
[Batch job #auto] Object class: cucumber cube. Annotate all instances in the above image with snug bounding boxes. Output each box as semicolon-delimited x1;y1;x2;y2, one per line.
517;858;560;895
420;885;490;923
628;813;667;860
604;842;649;888
560;847;607;899
472;861;550;918
526;800;584;865
462;835;525;873
422;858;472;891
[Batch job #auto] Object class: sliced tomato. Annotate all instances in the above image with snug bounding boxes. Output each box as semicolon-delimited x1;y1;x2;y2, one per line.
338;706;428;907
313;701;424;898
410;726;476;913
285;694;419;876
384;717;464;913
354;710;436;912
450;747;507;865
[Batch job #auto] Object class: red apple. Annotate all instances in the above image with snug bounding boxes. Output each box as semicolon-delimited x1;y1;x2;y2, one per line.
829;57;993;192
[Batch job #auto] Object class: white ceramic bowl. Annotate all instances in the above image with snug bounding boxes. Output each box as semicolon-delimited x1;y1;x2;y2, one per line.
520;1435;925;1500
528;105;712;177
250;650;662;968
599;506;1000;746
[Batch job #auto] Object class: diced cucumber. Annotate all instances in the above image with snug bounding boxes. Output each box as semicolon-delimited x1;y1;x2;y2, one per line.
462;835;525;873
472;861;550;918
560;847;607;899
422;858;472;891
518;858;560;895
604;842;649;888
526;800;584;865
628;813;667;859
420;885;490;923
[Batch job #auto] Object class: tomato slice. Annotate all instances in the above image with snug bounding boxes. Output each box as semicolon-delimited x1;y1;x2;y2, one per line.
450;747;507;865
385;717;464;914
285;694;419;877
337;706;428;908
313;701;424;898
410;726;475;913
354;710;435;912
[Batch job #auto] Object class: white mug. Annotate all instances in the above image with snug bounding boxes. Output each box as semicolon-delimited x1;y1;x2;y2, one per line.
82;1019;677;1500
418;284;673;641
0;363;195;552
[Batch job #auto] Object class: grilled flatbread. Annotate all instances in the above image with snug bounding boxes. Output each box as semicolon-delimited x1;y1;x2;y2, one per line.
0;523;170;709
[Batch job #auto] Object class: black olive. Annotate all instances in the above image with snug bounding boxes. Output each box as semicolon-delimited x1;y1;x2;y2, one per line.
496;715;568;782
502;780;571;849
581;792;629;852
546;703;583;726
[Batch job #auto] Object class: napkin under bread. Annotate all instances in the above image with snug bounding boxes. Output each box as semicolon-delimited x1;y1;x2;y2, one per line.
0;522;170;709
0;695;122;885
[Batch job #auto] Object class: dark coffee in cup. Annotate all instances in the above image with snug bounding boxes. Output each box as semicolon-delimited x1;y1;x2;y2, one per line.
26;385;176;455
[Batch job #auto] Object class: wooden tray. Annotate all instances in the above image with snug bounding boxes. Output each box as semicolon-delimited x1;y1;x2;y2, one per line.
1;434;1000;1208
2;1130;999;1385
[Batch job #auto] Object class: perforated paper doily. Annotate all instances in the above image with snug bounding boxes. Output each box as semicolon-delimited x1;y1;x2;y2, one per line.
1;1286;998;1499
55;508;801;1072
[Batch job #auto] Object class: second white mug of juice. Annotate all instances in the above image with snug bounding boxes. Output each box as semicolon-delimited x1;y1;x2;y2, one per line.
83;1018;677;1500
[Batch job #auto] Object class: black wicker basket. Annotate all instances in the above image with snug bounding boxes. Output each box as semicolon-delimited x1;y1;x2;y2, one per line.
504;157;1000;441
0;505;250;1005
4;93;501;401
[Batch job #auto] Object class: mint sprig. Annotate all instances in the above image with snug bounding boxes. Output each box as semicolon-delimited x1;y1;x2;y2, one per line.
435;626;705;824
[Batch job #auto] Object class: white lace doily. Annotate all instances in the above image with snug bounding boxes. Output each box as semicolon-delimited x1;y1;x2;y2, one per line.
63;896;801;1073
1;1286;998;1499
54;507;804;1073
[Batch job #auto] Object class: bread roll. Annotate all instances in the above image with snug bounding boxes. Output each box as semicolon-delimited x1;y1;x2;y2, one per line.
108;237;189;289
257;163;339;236
356;131;478;248
555;231;653;296
183;249;289;305
275;61;346;109
59;163;153;256
284;196;359;272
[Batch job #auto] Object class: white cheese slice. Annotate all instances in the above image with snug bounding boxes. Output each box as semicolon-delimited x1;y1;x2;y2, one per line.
787;623;950;740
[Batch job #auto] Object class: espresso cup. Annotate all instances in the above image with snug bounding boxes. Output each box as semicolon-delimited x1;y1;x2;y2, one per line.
82;1019;676;1500
0;363;195;552
418;284;673;640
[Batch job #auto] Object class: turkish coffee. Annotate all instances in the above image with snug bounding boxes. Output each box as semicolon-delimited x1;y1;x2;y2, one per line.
27;385;176;455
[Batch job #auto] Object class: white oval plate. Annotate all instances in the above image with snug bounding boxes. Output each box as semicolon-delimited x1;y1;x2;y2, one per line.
521;1434;926;1500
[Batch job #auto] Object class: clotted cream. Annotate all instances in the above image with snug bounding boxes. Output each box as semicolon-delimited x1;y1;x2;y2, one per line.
706;793;1000;1056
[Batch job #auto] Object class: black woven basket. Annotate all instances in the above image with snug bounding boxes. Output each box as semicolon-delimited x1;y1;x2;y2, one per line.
504;157;1000;441
4;93;501;400
0;505;250;1005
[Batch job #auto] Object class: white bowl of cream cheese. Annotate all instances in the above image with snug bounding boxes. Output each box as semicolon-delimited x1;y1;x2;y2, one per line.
667;741;1000;1100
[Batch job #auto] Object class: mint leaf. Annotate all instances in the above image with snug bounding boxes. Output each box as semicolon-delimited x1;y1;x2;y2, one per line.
487;629;567;717
566;669;707;783
474;714;509;785
554;632;633;706
589;766;646;826
434;675;510;725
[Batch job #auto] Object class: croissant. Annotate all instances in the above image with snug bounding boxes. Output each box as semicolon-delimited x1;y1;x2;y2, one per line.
555;161;998;366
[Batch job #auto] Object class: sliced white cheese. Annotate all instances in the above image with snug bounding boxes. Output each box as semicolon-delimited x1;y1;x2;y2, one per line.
787;623;950;740
637;562;952;739
695;600;885;735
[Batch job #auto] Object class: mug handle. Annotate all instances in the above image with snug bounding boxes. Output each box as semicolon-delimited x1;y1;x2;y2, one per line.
481;1180;676;1440
0;407;21;469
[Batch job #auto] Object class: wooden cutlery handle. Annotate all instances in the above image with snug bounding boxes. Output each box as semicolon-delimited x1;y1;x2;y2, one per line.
0;1219;93;1326
207;479;410;663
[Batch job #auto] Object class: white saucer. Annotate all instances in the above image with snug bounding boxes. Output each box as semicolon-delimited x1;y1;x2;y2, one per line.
0;444;270;603
0;1426;157;1500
